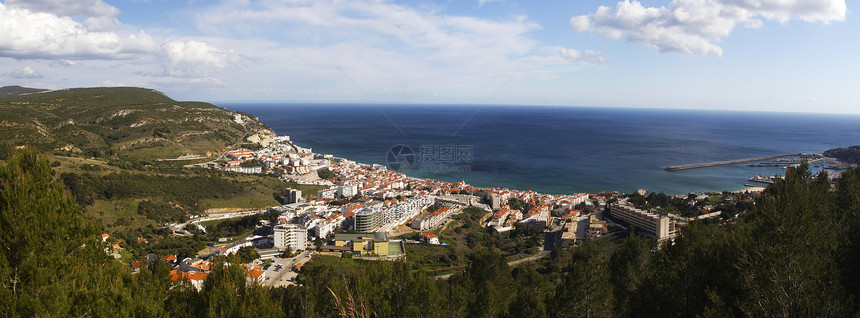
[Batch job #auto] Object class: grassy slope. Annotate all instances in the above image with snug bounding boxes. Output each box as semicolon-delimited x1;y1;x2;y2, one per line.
0;87;272;161
51;156;325;232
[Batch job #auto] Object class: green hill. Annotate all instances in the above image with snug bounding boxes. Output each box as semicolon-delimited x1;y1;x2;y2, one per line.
0;85;48;96
0;86;273;161
824;145;860;164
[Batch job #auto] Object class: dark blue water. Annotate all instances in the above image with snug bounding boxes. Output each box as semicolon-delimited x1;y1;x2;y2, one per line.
221;103;860;195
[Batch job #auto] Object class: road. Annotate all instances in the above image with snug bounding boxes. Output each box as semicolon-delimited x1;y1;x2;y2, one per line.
168;208;270;233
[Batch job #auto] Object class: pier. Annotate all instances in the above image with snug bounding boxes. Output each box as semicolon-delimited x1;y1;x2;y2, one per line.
665;154;800;171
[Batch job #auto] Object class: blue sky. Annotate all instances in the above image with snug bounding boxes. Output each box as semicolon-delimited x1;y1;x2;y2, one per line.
0;0;856;113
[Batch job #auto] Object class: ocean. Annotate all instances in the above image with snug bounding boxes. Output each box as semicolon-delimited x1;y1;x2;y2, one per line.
221;103;860;195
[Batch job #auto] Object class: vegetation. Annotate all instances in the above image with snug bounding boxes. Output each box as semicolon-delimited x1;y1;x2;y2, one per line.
61;171;248;212
0;85;47;96
0;86;273;161
627;191;701;217
239;160;260;168
506;197;529;213
137;199;189;223
207;213;276;239
317;167;337;179
5;149;860;317
236;246;261;263
54;161;323;231
439;206;543;261
825;145;860;164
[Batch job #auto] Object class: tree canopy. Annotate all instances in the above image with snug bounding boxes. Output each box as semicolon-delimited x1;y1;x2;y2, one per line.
3;150;860;317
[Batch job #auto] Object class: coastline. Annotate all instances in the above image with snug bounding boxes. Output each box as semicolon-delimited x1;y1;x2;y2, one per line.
222;104;859;197
284;135;775;197
736;186;767;193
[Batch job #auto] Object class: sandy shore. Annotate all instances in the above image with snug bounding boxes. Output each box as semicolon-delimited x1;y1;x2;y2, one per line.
735;186;766;193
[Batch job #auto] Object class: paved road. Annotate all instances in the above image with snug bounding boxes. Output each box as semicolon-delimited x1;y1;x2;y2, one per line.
169;208;270;233
507;250;551;267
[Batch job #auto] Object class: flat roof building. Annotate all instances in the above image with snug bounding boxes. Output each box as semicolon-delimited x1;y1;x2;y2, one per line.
609;200;677;240
274;223;307;251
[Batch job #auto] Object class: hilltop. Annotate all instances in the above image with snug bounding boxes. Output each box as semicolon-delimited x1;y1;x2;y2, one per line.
824;145;860;165
0;86;323;233
0;86;273;161
0;85;48;96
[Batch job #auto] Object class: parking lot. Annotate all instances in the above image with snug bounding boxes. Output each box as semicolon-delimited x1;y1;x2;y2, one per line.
261;250;313;287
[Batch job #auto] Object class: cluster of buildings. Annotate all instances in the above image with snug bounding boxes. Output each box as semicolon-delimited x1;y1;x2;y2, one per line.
411;206;453;231
559;214;608;248
480;191;592;231
319;232;405;258
351;195;435;232
142;133;762;292
129;254;266;291
216;136;332;185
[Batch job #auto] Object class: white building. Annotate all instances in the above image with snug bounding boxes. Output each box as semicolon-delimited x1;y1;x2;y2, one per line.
609;200;678;240
223;166;262;174
274;224;307;251
337;184;359;198
317;188;337;199
419;232;440;244
217;239;254;256
412;206;453;231
381;195;434;228
284;188;302;204
315;219;336;241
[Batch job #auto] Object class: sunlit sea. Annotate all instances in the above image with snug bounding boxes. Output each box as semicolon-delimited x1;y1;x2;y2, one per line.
221;103;860;195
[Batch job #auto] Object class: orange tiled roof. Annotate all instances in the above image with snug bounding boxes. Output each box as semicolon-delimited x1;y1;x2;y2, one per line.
247;268;265;278
192;260;212;271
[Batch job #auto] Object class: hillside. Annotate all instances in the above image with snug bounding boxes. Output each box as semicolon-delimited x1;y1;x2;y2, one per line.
0;85;48;96
0;86;273;161
824;145;860;165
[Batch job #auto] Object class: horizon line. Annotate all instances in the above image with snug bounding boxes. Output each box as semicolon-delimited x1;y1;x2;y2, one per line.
208;101;860;117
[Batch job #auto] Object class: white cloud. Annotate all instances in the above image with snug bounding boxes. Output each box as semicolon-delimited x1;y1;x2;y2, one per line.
0;3;238;79
101;79;123;86
186;0;588;98
5;0;122;31
0;3;130;59
4;66;42;78
571;0;846;56
159;40;241;77
49;59;77;67
559;47;607;63
195;1;542;63
4;0;120;18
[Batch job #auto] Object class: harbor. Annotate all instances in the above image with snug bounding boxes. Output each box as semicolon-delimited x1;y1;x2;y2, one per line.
665;154;802;171
748;175;776;184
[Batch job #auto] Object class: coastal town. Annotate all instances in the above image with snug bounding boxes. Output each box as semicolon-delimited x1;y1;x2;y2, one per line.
111;132;761;289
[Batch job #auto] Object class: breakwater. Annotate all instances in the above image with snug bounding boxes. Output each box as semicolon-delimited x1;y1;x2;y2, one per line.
665;154;799;171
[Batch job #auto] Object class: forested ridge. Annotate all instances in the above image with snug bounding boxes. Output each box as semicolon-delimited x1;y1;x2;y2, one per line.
3;149;860;317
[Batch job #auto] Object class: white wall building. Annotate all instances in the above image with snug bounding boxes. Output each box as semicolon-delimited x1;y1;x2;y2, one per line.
223;166;262;174
284;188;302;204
337;184;358;198
274;224;307;251
317;188;337;199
